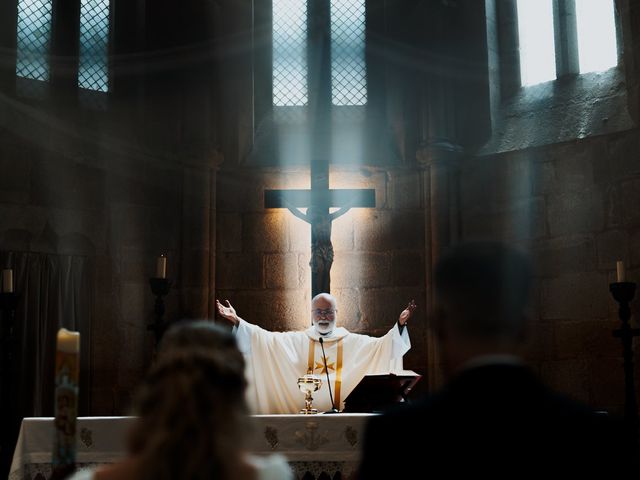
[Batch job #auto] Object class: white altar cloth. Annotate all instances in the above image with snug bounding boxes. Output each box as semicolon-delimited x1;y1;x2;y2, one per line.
10;414;374;479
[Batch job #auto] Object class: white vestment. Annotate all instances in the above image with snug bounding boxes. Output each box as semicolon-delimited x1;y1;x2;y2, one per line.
234;320;411;414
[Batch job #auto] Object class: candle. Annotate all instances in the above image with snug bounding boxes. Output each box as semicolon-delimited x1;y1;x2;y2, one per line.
616;260;626;283
52;328;80;476
2;269;13;293
156;255;167;279
57;328;80;353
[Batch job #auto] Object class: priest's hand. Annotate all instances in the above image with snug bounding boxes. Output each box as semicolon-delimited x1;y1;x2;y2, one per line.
216;299;239;326
398;300;417;326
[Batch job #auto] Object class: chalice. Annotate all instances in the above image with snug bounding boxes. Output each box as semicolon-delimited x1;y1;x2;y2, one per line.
297;373;322;414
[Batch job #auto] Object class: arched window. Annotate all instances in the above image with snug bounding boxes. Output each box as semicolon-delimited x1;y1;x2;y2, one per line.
78;0;110;93
248;0;397;166
16;0;53;83
272;0;308;106
15;0;110;100
516;0;618;86
483;0;632;152
574;0;617;74
272;0;367;108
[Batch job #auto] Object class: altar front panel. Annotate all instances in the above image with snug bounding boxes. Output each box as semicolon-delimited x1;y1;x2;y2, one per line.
10;414;375;480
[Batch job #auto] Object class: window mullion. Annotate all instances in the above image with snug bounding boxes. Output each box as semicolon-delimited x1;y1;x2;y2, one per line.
51;0;81;96
553;0;579;77
78;0;111;94
498;0;521;96
307;0;331;159
307;0;332;116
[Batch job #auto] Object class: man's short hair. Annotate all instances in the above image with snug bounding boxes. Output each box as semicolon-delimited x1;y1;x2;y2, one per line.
312;292;337;308
434;241;533;339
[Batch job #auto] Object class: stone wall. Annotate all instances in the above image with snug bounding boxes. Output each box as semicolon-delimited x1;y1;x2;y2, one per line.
215;164;429;376
461;130;640;414
0;0;638;420
0;121;214;414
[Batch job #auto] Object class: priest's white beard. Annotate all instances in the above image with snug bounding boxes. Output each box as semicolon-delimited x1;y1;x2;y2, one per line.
313;318;335;336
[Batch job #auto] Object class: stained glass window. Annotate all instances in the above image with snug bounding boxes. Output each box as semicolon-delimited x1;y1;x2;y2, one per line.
78;0;110;92
330;0;366;106
16;0;53;82
273;0;308;106
272;0;367;107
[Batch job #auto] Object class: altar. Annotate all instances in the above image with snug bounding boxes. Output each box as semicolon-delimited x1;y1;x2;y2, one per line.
10;414;374;480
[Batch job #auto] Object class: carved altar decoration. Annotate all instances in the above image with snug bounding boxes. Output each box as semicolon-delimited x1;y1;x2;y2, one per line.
10;415;374;480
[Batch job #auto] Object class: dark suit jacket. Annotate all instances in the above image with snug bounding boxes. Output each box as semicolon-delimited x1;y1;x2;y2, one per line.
358;364;637;479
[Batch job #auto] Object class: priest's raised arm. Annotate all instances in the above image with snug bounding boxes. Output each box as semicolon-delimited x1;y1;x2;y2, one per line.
215;294;414;414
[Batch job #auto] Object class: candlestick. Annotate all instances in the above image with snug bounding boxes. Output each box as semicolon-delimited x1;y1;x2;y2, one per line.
52;328;80;479
148;278;172;348
609;281;640;440
156;255;167;279
1;269;13;293
616;260;626;283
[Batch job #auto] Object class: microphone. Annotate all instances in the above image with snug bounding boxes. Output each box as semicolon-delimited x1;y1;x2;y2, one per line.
319;337;339;414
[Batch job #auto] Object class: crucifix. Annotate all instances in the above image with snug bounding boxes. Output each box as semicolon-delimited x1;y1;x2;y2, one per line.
264;0;375;296
265;161;375;297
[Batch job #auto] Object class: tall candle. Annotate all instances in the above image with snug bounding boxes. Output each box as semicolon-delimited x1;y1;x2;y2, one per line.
2;269;13;293
156;255;167;279
52;328;80;477
616;260;626;283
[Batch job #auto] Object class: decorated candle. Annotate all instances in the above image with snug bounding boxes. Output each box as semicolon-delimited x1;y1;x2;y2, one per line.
52;328;80;477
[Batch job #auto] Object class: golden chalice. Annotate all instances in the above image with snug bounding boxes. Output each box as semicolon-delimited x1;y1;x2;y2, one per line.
297;373;322;414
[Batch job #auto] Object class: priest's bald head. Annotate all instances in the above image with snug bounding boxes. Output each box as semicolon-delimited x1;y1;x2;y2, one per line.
433;241;533;376
311;293;338;335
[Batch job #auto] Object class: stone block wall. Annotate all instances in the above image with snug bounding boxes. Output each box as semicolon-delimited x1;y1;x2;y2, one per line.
0;125;214;415
461;129;640;414
215;165;428;375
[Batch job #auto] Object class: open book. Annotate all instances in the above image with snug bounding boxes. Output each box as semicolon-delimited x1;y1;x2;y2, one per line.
343;370;422;413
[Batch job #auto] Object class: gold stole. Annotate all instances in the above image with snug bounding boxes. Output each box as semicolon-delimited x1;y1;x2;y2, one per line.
307;338;344;408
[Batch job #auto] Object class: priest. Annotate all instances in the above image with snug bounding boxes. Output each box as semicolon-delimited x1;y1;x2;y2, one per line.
216;293;415;414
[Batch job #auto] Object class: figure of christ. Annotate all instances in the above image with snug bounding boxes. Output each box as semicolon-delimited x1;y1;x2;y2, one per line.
284;203;353;295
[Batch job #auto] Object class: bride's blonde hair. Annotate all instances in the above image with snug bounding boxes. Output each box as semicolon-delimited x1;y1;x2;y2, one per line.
128;321;248;480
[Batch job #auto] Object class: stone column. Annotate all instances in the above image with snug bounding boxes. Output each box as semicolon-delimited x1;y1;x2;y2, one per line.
418;145;462;392
618;0;640;123
178;149;224;320
415;1;464;390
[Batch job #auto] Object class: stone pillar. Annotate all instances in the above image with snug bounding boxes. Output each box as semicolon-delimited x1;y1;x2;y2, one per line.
418;146;462;392
0;0;17;93
178;149;224;320
618;0;640;123
110;0;146;143
415;1;464;391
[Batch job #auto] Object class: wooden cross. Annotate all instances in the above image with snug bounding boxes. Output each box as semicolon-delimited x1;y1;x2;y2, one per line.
265;0;374;296
265;159;375;296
